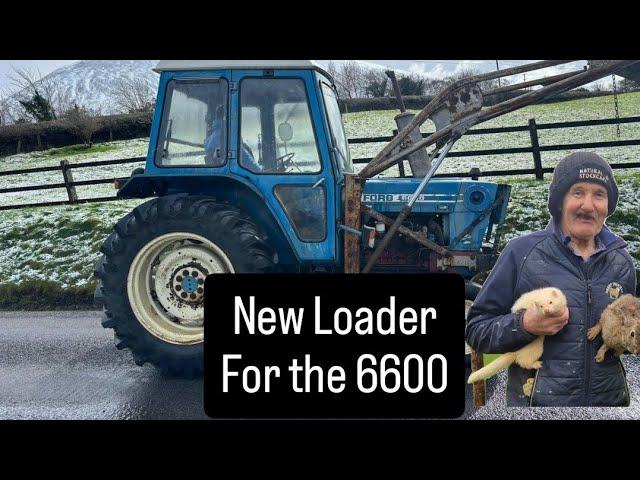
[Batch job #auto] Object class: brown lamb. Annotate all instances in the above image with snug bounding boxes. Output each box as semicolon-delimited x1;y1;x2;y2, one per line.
587;294;640;362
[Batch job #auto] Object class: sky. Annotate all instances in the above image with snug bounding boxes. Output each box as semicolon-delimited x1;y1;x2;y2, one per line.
0;59;606;93
0;60;78;91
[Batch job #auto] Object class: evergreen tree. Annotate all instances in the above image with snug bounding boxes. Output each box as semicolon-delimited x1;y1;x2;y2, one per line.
364;71;390;98
398;75;426;96
18;90;56;122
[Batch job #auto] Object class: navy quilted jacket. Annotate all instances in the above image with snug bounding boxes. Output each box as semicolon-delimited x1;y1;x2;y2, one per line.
466;221;637;406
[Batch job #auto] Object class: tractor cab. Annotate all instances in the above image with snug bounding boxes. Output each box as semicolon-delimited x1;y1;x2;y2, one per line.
120;60;351;265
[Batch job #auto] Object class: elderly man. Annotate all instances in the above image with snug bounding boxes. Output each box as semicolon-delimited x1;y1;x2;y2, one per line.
466;152;637;406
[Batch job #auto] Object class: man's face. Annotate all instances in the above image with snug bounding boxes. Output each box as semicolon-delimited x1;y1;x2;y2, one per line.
560;182;608;241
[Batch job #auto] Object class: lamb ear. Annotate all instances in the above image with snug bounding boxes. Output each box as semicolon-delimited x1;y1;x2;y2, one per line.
621;299;638;316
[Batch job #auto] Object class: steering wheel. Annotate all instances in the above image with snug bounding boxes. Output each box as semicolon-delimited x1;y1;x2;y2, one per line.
264;152;296;172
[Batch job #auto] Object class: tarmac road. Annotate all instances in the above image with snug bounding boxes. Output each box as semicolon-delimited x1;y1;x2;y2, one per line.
2;311;640;420
0;311;208;420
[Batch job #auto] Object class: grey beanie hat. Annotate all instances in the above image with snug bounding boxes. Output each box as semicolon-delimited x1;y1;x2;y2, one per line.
547;152;618;220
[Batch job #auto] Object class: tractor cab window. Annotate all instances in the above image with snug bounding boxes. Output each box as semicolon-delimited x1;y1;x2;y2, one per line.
239;78;321;174
320;82;353;173
156;78;228;167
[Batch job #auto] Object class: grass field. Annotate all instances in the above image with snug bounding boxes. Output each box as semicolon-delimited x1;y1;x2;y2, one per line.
0;92;638;308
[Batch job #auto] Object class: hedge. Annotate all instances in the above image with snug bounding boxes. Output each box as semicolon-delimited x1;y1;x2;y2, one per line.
0;111;153;157
0;280;97;310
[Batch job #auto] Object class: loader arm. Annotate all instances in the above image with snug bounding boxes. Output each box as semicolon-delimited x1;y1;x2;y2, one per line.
348;60;640;273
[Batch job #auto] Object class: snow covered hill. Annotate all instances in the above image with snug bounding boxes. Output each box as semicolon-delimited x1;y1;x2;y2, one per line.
8;60;159;116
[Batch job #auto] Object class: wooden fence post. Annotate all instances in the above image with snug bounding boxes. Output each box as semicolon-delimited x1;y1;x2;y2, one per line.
343;173;364;273
471;351;486;406
16;139;21;154
528;118;543;180
60;160;78;203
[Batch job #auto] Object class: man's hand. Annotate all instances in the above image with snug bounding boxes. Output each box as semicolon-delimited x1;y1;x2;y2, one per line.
522;305;569;335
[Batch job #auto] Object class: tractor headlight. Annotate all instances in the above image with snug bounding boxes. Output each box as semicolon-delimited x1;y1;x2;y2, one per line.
469;190;485;205
464;185;491;212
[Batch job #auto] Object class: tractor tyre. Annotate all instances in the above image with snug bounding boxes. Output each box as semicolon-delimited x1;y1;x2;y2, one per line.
464;281;482;369
94;194;275;377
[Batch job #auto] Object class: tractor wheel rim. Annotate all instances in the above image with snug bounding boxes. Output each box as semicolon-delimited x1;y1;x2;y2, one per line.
127;232;234;345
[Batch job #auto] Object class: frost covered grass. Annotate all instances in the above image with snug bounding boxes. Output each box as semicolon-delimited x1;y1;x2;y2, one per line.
0;200;145;308
0;92;638;308
0;138;148;208
40;143;121;158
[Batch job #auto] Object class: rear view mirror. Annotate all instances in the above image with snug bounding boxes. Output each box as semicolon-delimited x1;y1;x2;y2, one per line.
278;122;293;142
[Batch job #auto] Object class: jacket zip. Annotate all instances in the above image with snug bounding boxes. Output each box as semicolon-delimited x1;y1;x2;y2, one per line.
585;279;592;404
551;234;595;405
529;369;541;407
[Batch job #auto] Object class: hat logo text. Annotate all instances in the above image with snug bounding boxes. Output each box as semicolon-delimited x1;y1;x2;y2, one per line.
579;168;609;184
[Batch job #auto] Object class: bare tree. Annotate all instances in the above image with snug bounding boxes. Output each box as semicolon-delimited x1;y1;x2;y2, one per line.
342;61;368;98
620;77;640;92
110;76;156;114
326;61;341;95
61;104;99;146
9;67;74;122
327;61;369;99
0;92;7;126
589;80;608;93
326;61;338;79
423;78;449;96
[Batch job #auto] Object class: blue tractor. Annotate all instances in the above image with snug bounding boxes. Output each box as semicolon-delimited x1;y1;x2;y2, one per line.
95;60;631;376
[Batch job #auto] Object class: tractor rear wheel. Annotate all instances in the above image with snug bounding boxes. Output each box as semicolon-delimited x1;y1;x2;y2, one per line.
94;195;275;377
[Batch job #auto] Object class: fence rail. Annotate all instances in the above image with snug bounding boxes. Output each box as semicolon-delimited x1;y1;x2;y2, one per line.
0;116;639;212
350;116;640;181
0;156;144;211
